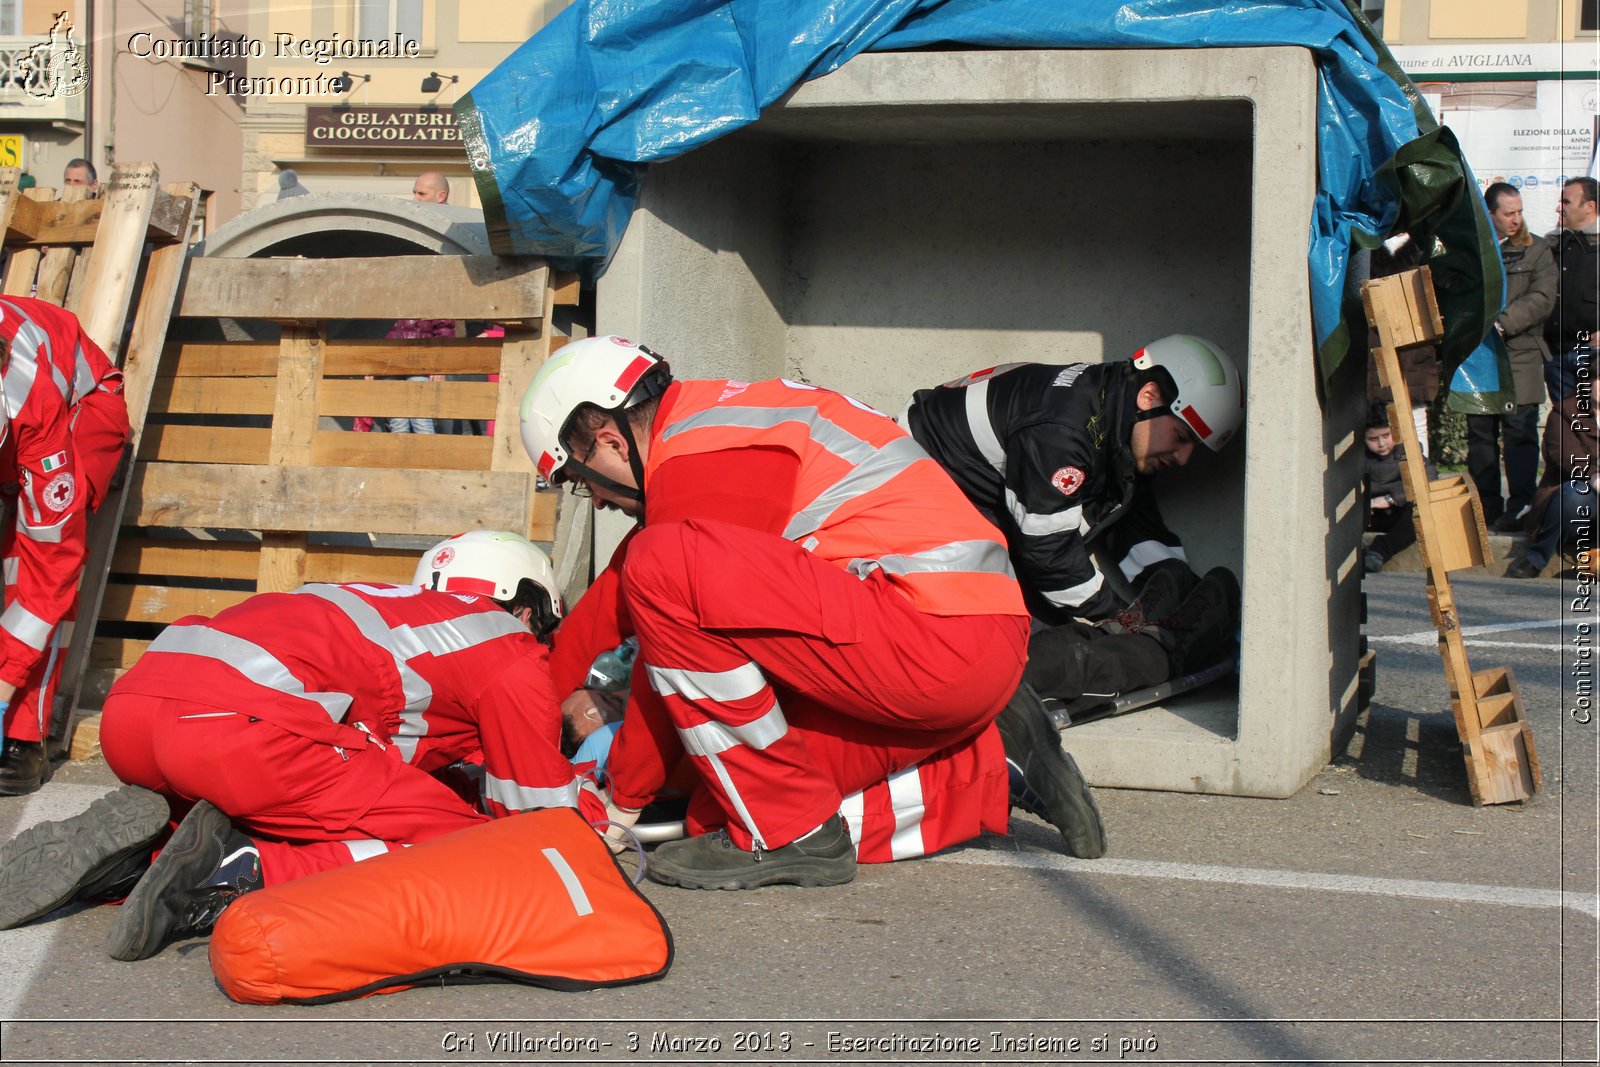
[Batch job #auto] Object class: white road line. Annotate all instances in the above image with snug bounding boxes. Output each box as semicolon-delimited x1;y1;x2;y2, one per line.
1369;618;1572;647
936;849;1599;919
0;783;116;1021
1368;638;1569;651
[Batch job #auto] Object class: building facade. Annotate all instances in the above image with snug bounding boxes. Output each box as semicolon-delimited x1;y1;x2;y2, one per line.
1377;0;1599;229
235;0;565;213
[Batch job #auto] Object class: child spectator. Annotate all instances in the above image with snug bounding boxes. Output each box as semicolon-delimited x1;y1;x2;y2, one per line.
1363;404;1435;574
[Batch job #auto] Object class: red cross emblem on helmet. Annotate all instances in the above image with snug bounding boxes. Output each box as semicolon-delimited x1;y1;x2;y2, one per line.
430;546;456;569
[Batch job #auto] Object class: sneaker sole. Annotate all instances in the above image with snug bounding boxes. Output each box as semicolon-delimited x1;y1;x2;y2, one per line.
0;785;168;930
108;800;230;962
1001;688;1108;859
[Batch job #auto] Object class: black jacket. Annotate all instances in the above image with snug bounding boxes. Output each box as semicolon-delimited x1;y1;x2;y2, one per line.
903;360;1183;624
1546;226;1598;354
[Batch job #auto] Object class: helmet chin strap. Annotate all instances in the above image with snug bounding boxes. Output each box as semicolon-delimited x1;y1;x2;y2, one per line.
563;412;649;509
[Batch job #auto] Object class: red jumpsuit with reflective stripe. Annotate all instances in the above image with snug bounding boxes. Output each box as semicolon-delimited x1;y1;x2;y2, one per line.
102;583;592;885
0;297;130;742
552;378;1029;858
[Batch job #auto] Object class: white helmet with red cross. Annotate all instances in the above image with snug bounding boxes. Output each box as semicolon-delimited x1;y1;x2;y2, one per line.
1131;334;1245;452
413;530;562;619
519;335;670;483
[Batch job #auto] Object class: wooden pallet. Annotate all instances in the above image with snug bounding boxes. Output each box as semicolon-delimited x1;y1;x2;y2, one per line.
1361;266;1542;805
76;254;576;730
0;164;201;758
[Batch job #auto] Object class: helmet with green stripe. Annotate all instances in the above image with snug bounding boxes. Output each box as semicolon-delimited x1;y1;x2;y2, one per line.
1131;335;1244;452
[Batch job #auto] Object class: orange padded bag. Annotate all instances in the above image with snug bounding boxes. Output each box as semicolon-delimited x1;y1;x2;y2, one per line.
210;808;672;1004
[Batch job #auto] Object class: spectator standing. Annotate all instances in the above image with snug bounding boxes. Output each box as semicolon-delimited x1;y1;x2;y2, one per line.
61;158;97;197
1546;177;1598;383
1468;183;1557;531
1507;350;1596;579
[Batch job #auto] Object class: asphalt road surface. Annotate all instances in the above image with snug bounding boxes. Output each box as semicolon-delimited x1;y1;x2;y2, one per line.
0;569;1594;1066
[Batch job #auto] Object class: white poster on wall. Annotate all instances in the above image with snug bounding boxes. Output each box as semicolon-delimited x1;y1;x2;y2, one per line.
1437;81;1597;232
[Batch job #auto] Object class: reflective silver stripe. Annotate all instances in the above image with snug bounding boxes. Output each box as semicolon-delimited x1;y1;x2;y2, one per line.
343;840;388;863
676;702;788;756
837;789;865;851
405;613;524;656
702;750;768;850
1041;569;1104;608
847;539;1015;581
18;514;67;544
1005;488;1084;537
646;661;767;703
1118;539;1189;581
485;772;581;812
293;584;434;730
965;378;1006;472
886;764;927;861
32;626;62;731
0;300;51;416
72;342;97;402
541;847;595;916
2;556;16;585
785;436;927;542
0;602;53;651
655;403;930;543
149;623;354;723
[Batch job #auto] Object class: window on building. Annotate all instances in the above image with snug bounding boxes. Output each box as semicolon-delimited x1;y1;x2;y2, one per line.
0;0;23;37
1583;0;1598;32
1361;0;1384;35
184;0;214;41
357;0;423;48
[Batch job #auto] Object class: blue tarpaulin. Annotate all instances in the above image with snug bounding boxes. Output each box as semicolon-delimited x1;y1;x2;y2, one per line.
457;0;1504;393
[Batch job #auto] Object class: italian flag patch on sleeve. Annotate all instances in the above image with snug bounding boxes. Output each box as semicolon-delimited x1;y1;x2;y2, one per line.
41;452;67;472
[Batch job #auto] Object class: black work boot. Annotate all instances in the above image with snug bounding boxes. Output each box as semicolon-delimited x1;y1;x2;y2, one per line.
1144;566;1241;676
0;784;169;930
0;739;52;797
646;814;856;890
1106;565;1198;636
996;682;1107;858
108;801;262;962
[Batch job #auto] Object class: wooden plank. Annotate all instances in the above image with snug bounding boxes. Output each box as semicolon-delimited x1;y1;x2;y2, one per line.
68;162;162;362
146;189;192;243
303;545;423;585
1;246;41;296
150;375;277;414
129;462;535;536
90;637;152;670
68;713;102;761
5;196;104;245
529;489;558;543
110;539;259;581
312;429;491;471
1361;266;1541;807
165;339;504;378
1476;722;1537;803
100;582;253;624
55;181;200;756
137;423;272;464
551;271;582;305
318;377;498;419
176;255;551;322
0;166;23;244
258;327;323;593
34;242;79;306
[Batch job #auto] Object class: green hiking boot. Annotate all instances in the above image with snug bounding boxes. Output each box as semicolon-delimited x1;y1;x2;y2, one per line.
646;815;856;890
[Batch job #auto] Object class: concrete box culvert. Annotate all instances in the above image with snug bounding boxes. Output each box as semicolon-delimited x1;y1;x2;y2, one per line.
593;47;1361;798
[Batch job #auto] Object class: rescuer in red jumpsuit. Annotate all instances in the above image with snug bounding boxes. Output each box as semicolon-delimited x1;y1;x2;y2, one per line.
522;336;1107;891
0;532;591;962
0;297;131;795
